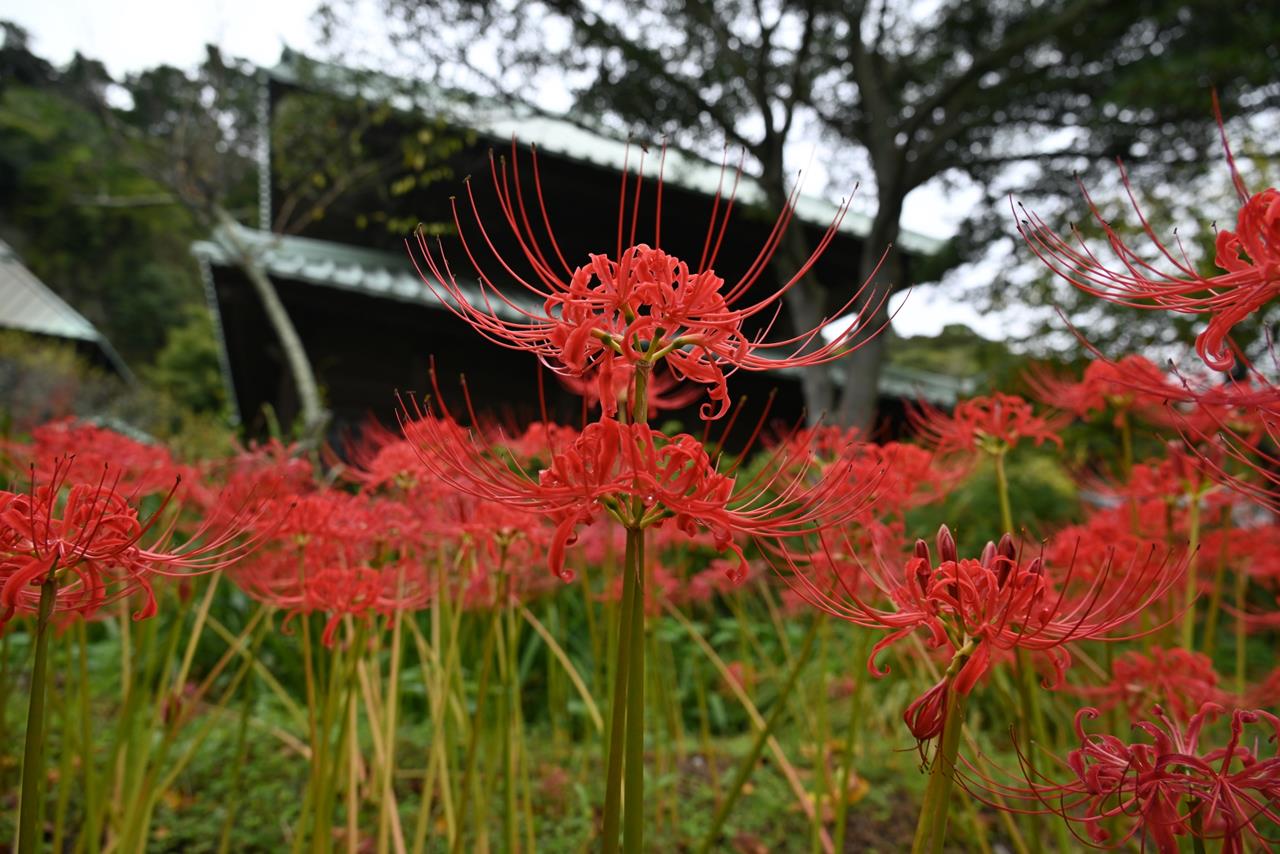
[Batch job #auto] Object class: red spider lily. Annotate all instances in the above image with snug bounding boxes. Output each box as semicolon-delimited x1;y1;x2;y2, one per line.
1206;522;1280;587
1087;443;1221;507
402;397;878;583
1078;648;1228;723
407;144;892;419
908;393;1067;458
782;525;1185;740
1016;99;1279;372
775;425;961;519
1246;666;1280;708
488;421;586;468
1023;356;1177;425
335;420;436;494
977;703;1280;853
6;418;190;497
232;488;438;637
1159;383;1280;513
0;459;273;626
199;439;315;521
1144;375;1270;440
279;563;432;646
1042;503;1194;597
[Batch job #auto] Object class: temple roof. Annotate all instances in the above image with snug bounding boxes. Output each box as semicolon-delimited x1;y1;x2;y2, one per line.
0;239;132;377
194;223;973;405
268;51;946;258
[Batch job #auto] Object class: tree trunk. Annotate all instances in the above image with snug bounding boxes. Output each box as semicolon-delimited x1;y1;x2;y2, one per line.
779;241;836;423
834;191;904;431
213;206;330;443
761;163;836;424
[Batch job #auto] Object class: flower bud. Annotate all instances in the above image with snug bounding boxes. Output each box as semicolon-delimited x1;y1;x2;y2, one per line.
936;525;957;564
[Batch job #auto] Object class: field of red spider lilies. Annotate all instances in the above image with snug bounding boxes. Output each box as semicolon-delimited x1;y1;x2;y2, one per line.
4;107;1280;854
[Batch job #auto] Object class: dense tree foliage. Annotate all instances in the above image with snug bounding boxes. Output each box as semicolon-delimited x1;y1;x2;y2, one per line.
0;25;207;365
329;0;1280;424
0;25;464;434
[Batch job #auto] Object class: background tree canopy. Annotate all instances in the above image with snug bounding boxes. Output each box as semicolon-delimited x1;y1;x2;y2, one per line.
322;0;1280;424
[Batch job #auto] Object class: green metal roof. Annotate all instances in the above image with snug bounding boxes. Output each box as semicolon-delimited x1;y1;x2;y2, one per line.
194;224;972;405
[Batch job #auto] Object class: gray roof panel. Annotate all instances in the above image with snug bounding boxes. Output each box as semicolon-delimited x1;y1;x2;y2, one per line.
0;240;102;342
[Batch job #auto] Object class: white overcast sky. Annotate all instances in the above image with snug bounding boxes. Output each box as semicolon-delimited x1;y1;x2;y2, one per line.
1;0;1025;340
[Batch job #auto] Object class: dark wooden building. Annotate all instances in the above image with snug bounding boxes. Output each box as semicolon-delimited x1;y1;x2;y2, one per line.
194;52;969;439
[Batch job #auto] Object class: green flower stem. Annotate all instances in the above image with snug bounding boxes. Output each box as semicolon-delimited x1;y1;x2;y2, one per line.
696;616;820;854
51;641;75;854
992;449;1014;536
810;617;831;854
18;570;57;854
833;630;872;851
911;675;969;854
622;527;647;854
217;688;256;854
1180;490;1202;650
1189;801;1207;854
77;620;102;854
501;577;519;854
601;527;639;854
1234;561;1249;698
449;614;497;854
377;603;407;854
692;658;721;807
1201;532;1231;653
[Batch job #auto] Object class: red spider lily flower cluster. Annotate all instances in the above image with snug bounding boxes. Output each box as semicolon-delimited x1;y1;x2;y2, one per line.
1077;648;1228;723
1091;443;1220;505
1017;100;1279;372
403;407;879;584
408;145;891;420
1023;356;1177;425
908;393;1067;459
1160;383;1280;513
779;425;961;521
784;525;1184;740
989;703;1280;853
1;458;272;627
6;418;193;498
1043;504;1173;578
230;489;437;643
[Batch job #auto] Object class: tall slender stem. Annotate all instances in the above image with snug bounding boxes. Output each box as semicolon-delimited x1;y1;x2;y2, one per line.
833;631;871;851
1180;490;1202;650
622;528;646;854
18;571;57;854
601;528;638;854
1234;564;1248;698
502;572;519;854
911;678;969;854
992;449;1014;536
1202;533;1231;652
449;615;497;854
